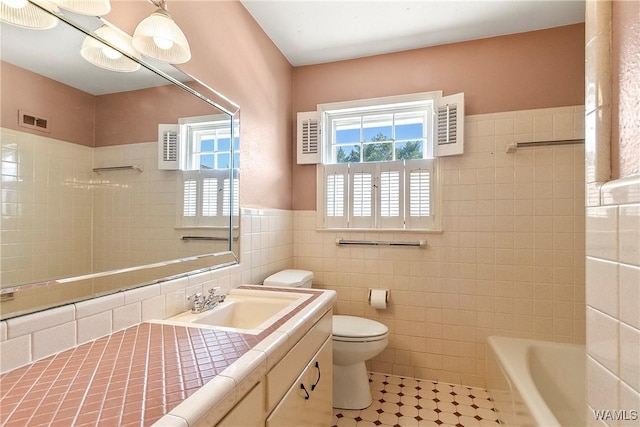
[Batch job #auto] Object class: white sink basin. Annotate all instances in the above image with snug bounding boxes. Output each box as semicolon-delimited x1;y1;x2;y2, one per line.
161;289;306;333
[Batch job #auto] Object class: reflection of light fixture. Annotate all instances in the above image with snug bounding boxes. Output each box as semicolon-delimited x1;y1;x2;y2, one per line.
52;0;110;16
0;0;58;29
132;0;190;64
81;22;141;72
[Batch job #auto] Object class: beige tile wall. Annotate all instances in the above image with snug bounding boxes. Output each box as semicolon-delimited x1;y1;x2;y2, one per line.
586;180;640;427
93;142;232;271
585;1;640;424
0;129;93;287
294;105;586;387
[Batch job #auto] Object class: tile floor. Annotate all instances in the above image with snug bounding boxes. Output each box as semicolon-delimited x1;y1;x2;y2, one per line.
332;373;501;427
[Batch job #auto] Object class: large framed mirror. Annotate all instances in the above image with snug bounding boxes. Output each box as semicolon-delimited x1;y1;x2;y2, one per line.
0;2;240;319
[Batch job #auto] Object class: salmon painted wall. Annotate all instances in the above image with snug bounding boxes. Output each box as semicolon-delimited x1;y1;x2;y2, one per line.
611;0;640;179
0;61;95;147
94;84;218;147
292;24;585;210
99;0;294;209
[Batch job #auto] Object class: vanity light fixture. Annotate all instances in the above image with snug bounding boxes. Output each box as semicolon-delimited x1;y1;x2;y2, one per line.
51;0;110;16
0;0;58;29
132;0;191;64
80;22;141;72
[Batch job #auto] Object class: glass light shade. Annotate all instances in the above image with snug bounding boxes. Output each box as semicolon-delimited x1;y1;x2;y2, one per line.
81;23;141;72
132;8;191;64
0;0;58;29
52;0;110;16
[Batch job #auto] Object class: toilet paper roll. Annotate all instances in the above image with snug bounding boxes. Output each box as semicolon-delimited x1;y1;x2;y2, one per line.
369;289;388;309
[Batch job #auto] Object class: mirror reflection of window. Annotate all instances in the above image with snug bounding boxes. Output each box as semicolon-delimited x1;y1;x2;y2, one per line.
177;115;239;227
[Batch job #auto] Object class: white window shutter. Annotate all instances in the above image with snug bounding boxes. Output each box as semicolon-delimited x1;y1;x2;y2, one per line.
349;163;376;229
297;111;321;164
201;177;218;217
204;169;231;226
158;124;180;170
180;171;199;227
404;159;434;229
324;164;348;228
223;177;239;217
378;160;404;229
435;93;464;157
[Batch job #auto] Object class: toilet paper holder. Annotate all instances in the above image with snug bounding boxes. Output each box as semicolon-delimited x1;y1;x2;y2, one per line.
368;288;389;304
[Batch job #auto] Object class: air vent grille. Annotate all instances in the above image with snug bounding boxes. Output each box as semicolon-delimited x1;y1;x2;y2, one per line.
18;110;50;133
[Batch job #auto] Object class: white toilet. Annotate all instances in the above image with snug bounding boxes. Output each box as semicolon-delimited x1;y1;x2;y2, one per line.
264;269;389;410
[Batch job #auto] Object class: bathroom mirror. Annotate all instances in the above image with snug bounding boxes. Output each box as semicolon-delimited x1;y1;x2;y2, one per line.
0;3;240;319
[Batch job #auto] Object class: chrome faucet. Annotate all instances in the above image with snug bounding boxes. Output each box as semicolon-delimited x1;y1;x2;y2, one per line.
187;287;226;313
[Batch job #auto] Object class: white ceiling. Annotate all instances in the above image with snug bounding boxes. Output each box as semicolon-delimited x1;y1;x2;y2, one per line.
240;0;586;66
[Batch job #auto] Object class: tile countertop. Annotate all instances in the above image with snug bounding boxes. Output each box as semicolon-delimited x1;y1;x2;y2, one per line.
0;286;336;427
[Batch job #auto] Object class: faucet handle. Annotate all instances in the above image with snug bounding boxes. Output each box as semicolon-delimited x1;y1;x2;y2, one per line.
187;292;202;302
208;287;221;296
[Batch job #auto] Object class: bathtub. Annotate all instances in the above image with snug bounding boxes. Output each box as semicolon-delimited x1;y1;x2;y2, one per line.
487;336;586;427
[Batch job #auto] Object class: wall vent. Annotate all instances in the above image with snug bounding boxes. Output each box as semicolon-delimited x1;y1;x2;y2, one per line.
18;110;50;133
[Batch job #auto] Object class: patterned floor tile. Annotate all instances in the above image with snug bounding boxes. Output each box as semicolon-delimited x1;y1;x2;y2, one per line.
332;373;501;427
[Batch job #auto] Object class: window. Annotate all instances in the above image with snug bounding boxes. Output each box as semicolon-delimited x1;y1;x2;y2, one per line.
316;91;463;231
164;115;239;228
181;116;239;171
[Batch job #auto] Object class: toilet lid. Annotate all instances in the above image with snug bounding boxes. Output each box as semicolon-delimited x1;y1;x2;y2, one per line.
332;315;388;339
263;269;313;287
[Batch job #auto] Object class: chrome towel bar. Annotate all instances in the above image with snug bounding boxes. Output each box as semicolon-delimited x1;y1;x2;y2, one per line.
336;238;426;248
506;138;584;153
181;236;228;241
93;165;144;173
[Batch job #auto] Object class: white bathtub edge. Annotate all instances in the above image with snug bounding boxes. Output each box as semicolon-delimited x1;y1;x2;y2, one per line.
487;336;564;427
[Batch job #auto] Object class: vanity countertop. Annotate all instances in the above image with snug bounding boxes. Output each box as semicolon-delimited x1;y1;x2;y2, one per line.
0;286;335;427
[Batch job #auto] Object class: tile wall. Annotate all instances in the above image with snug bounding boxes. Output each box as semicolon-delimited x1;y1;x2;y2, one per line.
0;208;293;373
586;179;640;427
92;142;230;272
1;129;94;287
585;1;640;425
294;105;586;387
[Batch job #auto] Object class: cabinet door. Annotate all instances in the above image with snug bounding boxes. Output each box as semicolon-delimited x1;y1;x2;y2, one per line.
266;337;333;427
216;381;265;427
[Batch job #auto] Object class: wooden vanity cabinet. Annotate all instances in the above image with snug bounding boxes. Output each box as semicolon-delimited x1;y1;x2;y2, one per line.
266;336;332;427
215;309;333;427
216;381;265;427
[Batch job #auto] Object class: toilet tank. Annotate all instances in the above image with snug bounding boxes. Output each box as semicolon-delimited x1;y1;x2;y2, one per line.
263;269;313;288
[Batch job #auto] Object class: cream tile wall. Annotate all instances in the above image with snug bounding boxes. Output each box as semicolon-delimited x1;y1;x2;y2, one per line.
92;142;231;271
586;180;640;427
585;1;640;425
294;105;586;387
0;128;93;287
0;208;293;373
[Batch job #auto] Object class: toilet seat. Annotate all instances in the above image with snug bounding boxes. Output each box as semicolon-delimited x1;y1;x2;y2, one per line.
332;315;388;342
